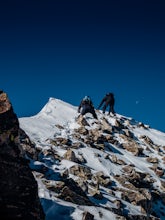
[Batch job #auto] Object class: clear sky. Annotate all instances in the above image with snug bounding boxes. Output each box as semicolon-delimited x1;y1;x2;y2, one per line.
0;0;165;132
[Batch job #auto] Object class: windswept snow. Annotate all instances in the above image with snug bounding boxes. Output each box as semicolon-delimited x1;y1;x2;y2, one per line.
20;98;78;141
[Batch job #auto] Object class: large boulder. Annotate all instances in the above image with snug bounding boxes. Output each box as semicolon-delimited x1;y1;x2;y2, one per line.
0;91;45;219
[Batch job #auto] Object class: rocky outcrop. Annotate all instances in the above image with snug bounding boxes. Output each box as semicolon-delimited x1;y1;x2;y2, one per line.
0;91;44;219
40;113;165;219
19;99;165;220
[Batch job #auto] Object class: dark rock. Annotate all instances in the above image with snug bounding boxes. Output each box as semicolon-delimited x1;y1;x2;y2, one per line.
82;211;94;220
58;178;93;206
0;92;45;219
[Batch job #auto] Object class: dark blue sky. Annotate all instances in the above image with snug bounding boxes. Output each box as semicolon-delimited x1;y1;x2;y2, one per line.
0;0;165;132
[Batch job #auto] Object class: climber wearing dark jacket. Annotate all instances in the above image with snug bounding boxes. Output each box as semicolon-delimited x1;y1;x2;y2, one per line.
78;96;98;119
98;93;115;115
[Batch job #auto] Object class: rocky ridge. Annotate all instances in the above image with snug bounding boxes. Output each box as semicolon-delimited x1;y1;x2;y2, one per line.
0;91;45;219
19;98;165;220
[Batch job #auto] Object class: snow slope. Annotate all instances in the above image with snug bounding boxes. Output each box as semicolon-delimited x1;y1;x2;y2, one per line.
19;98;165;220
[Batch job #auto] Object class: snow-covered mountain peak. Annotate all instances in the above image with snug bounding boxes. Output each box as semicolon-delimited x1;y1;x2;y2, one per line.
19;98;79;142
38;97;77;120
19;98;165;220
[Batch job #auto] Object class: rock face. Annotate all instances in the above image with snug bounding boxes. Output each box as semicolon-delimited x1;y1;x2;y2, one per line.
0;91;45;219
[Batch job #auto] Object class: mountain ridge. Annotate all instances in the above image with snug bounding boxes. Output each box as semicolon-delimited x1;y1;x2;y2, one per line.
19;97;165;220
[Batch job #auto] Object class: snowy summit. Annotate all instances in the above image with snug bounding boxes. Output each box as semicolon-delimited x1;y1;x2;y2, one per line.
19;97;165;220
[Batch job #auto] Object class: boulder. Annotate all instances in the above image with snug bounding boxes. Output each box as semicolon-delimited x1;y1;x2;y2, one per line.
0;91;44;219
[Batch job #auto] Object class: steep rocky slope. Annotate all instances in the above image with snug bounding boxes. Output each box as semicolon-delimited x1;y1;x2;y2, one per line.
0;91;45;219
19;98;165;220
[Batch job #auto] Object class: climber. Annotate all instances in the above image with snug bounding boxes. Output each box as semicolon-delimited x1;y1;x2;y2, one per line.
78;96;98;119
98;93;115;115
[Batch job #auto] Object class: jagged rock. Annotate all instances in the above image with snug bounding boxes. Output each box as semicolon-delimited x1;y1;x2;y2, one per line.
101;118;113;134
71;133;83;141
63;149;78;162
74;127;89;135
129;172;152;188
117;167;153;190
82;211;94;220
76;153;87;164
72;142;84;149
19;128;38;159
122;165;134;173
146;157;159;163
41;148;61;163
44;180;65;193
113;199;122;209
105;134;114;142
155;167;164;177
92;171;112;187
92;143;105;151
88;186;103;200
84;138;93;145
77;115;90;126
88;128;99;137
161;180;165;191
123;129;134;138
55;124;64;129
111;155;126;165
87;128;108;145
123;182;137;190
0;92;11;113
0;91;44;219
0;156;45;219
76;178;88;192
116;216;127;220
58;178;93;205
89;130;104;144
115;119;126;130
51;137;72;146
137;122;150;129
0;93;20;153
119;133;129;141
127;215;159;220
102;128;113;134
69;164;92;180
121;189;150;211
124;119;131;127
140;135;154;145
114;175;127;186
96;134;107;144
122;141;143;156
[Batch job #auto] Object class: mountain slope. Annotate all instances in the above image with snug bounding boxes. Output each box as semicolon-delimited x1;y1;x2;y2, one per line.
19;98;165;220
